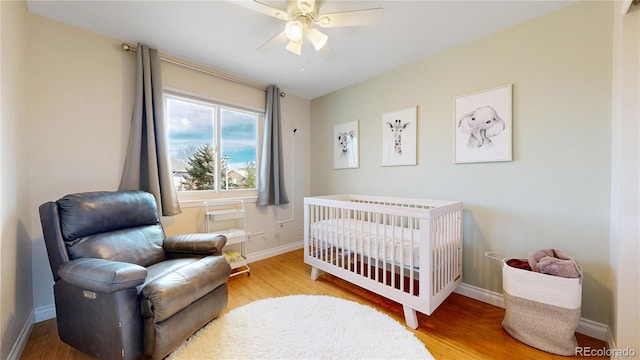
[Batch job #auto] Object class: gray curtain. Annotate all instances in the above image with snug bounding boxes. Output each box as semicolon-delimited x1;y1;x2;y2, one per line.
257;85;289;206
119;43;181;216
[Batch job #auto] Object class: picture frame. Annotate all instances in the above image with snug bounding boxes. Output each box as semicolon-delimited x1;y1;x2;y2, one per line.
333;120;359;169
454;84;512;164
381;106;417;166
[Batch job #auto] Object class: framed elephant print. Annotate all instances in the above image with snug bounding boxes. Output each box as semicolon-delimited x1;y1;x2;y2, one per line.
454;84;512;163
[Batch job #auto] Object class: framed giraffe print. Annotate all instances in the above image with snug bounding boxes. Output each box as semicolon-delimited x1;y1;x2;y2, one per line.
382;106;417;166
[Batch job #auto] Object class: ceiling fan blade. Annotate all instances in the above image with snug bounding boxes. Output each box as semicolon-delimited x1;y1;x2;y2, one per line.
257;31;289;53
317;43;336;60
315;8;384;28
229;0;291;21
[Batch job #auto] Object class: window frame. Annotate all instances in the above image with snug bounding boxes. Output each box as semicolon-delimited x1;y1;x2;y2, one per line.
163;89;263;203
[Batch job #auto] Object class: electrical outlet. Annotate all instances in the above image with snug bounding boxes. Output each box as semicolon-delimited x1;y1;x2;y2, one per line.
297;227;302;236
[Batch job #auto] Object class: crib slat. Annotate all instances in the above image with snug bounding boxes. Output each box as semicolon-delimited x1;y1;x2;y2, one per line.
390;214;396;291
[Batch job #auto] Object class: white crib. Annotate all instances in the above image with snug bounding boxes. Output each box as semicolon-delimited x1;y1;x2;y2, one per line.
304;194;463;329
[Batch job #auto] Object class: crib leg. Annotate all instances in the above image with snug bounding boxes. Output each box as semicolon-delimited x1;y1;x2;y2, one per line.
403;305;419;329
310;267;320;281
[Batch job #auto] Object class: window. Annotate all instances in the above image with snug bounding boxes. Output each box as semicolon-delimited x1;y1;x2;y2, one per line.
165;92;259;196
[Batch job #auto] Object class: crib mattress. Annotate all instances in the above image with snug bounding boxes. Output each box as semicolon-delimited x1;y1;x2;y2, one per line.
310;219;421;268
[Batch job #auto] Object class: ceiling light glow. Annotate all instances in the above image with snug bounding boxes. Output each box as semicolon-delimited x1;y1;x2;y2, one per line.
285;21;304;42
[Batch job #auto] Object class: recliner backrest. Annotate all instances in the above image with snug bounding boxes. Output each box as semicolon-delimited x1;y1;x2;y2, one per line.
56;191;166;267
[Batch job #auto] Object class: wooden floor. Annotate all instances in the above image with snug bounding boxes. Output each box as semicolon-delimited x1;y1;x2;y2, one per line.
22;249;607;360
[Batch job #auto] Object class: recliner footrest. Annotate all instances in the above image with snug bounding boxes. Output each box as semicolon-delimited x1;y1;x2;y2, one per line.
140;256;231;322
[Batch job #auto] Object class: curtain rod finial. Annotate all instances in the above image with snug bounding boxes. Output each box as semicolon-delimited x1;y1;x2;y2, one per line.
121;43;133;52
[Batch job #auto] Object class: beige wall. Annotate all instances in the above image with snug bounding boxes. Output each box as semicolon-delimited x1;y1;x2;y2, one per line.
311;1;612;324
27;13;136;312
26;13;310;315
1;1;33;358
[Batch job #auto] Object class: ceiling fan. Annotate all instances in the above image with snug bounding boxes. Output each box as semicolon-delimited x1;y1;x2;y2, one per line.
231;0;384;57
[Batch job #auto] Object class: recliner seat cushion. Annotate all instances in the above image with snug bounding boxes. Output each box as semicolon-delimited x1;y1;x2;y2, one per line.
139;258;200;293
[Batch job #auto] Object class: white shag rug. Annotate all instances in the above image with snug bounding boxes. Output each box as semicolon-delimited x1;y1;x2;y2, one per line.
167;294;434;360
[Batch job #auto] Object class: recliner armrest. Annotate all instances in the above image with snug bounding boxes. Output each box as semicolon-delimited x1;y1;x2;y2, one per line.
57;258;147;293
164;233;227;256
140;256;231;322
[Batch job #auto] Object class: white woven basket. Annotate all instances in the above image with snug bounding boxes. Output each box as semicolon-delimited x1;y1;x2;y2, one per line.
487;252;582;356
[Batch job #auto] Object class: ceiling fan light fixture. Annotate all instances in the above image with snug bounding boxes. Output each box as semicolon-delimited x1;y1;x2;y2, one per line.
285;20;304;42
285;40;302;56
307;28;328;51
240;0;385;58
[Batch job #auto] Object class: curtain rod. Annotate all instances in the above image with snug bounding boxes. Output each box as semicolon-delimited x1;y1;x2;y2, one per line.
120;43;270;93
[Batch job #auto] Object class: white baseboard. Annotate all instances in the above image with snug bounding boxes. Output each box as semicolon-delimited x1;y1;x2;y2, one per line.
7;311;35;360
454;282;505;308
454;283;611;343
575;317;611;344
34;304;56;322
246;241;304;264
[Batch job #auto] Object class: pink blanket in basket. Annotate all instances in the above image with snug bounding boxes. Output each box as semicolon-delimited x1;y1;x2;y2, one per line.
527;249;580;278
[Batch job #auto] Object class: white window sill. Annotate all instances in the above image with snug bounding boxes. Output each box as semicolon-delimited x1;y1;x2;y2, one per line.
177;190;258;208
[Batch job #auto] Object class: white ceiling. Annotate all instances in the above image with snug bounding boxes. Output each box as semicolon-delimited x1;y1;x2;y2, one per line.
27;0;574;99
